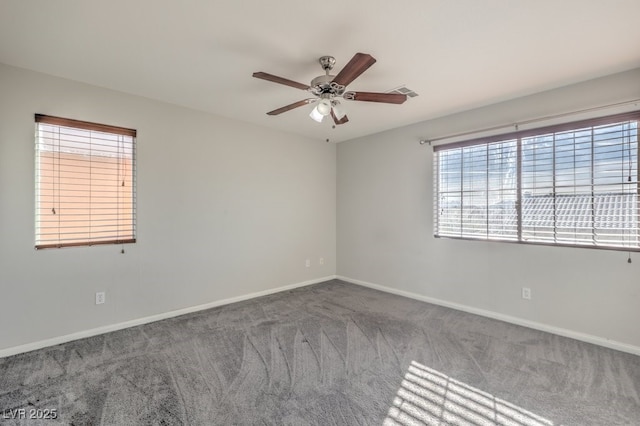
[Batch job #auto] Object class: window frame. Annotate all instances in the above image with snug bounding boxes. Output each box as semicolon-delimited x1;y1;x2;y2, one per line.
433;111;640;252
34;114;137;249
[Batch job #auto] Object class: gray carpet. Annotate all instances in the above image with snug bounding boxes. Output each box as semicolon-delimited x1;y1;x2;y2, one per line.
1;280;639;425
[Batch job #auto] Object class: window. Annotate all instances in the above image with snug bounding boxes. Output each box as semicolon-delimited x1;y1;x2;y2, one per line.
434;111;639;251
35;114;136;249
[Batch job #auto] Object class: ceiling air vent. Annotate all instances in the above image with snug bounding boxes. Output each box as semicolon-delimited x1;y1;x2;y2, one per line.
388;85;419;98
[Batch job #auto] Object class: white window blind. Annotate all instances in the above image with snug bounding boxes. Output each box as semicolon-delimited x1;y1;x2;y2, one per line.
433;111;639;251
35;114;137;249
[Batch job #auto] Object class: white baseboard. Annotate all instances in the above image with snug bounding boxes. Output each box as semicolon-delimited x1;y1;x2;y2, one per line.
6;274;637;358
336;275;640;357
0;275;338;358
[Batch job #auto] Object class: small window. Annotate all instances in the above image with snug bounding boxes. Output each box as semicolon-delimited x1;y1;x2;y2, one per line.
433;111;639;251
35;114;136;249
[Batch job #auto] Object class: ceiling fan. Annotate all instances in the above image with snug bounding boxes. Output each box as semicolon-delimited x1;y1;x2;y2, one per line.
253;53;407;125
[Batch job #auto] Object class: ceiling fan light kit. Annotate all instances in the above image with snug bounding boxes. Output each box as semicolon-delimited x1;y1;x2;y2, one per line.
331;100;346;120
316;97;333;115
253;53;407;126
309;105;325;123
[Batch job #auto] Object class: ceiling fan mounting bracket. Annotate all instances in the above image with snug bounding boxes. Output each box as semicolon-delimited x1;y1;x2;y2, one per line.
318;56;336;72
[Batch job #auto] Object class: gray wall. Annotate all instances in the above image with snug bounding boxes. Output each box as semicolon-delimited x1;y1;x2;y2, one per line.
337;68;640;351
0;63;336;352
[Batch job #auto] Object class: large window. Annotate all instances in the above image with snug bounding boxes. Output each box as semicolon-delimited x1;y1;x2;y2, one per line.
433;111;639;251
35;114;136;249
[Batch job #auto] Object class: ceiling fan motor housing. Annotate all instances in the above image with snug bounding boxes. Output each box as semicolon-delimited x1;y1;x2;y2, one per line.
310;74;345;97
310;56;346;97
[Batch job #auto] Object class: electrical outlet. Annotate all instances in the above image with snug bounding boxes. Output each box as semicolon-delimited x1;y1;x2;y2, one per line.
305;259;311;268
319;257;324;265
95;292;106;305
522;287;531;300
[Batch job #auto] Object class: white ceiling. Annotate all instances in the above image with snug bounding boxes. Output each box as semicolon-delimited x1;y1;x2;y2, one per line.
1;1;639;142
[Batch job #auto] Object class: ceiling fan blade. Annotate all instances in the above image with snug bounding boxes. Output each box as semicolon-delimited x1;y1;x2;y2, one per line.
331;110;349;125
253;72;310;90
344;91;407;104
266;99;311;115
332;53;376;87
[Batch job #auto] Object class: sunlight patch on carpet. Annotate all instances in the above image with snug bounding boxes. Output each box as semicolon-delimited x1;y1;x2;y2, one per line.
384;361;560;426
